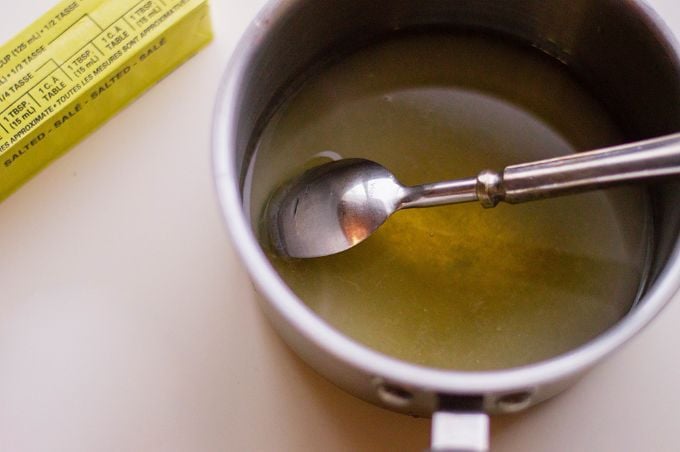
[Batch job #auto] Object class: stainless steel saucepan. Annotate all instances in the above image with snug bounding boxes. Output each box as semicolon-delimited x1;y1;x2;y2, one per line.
212;0;680;449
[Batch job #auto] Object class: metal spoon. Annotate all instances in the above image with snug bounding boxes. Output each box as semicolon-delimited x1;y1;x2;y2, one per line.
267;133;680;258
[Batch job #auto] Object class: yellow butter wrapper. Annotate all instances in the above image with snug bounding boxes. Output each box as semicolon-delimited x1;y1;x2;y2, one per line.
0;0;212;201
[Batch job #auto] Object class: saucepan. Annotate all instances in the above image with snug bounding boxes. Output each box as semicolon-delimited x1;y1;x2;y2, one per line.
212;0;680;449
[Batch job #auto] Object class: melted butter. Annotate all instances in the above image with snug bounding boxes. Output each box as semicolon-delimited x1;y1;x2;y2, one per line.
246;32;650;370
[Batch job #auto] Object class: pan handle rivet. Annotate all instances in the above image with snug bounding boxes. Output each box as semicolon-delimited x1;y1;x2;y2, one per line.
496;391;533;412
376;381;414;408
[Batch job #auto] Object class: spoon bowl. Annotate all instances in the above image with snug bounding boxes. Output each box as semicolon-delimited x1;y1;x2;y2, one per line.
268;159;404;258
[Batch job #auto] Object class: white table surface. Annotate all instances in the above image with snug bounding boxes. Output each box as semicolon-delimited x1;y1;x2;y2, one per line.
1;1;679;451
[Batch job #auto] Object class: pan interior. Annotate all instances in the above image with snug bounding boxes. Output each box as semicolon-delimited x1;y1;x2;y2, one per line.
244;32;652;371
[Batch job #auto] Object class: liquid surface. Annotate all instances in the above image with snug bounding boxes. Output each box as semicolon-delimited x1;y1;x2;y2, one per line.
247;33;650;370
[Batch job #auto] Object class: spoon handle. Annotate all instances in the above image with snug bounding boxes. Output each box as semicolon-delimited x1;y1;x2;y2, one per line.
477;132;680;208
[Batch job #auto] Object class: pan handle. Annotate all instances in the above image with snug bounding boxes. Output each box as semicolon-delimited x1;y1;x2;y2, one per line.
429;411;489;452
